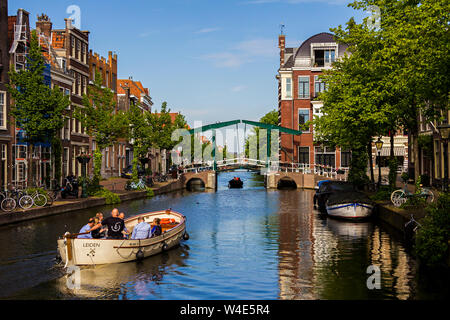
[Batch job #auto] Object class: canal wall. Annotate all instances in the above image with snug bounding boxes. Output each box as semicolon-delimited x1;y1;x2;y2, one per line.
0;190;150;227
373;201;426;235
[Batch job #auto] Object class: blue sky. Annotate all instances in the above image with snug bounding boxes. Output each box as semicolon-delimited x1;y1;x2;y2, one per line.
9;0;364;132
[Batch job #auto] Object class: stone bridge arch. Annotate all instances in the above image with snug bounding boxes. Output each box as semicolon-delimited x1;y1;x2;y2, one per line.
182;171;216;190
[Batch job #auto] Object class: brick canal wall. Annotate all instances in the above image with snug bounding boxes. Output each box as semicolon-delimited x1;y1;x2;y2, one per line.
0;190;148;227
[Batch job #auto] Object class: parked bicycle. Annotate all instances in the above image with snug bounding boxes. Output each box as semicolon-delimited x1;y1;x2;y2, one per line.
390;183;434;207
125;178;146;191
19;189;48;209
0;190;17;212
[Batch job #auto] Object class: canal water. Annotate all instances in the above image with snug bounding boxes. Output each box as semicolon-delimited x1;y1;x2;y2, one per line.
0;171;447;299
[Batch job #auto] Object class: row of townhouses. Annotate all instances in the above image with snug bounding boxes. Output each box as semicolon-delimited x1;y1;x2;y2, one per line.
0;1;172;189
277;32;449;187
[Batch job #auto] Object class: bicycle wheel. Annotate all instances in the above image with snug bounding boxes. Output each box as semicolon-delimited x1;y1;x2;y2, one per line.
34;194;47;207
391;190;407;207
423;189;434;203
1;197;16;212
45;192;54;206
19;195;34;209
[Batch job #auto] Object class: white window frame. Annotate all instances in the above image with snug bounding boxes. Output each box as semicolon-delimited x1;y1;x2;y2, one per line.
298;108;310;133
298;76;310;99
0;91;6;129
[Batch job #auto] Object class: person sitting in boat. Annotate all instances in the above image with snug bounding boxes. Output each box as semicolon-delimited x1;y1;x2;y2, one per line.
90;217;107;239
151;218;162;237
96;212;104;222
119;212;131;239
101;208;125;239
77;218;95;239
131;216;151;240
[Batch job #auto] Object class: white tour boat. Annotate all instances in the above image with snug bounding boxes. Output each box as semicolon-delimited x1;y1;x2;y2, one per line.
57;209;188;266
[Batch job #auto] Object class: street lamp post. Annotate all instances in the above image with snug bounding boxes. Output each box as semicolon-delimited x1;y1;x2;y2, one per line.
76;153;91;198
437;124;450;193
375;137;384;188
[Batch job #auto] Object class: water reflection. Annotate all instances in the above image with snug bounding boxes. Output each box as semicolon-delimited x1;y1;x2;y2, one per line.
0;171;445;299
54;244;190;299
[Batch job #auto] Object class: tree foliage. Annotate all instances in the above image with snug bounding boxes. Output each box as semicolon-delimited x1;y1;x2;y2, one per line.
314;0;449;184
8;30;70;183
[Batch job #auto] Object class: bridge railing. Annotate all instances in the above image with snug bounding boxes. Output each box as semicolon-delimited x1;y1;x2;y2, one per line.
180;159;348;181
273;162;349;180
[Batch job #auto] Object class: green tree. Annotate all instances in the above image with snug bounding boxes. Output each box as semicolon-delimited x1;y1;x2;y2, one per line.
126;102;154;181
245;109;279;160
74;70;128;184
148;102;188;169
314;0;449;186
8;30;70;184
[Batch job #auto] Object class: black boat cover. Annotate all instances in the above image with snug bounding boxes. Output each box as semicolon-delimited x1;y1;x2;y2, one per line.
326;191;374;206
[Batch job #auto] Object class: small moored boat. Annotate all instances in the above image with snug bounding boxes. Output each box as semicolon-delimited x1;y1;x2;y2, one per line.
325;192;374;220
228;178;243;188
57;210;188;266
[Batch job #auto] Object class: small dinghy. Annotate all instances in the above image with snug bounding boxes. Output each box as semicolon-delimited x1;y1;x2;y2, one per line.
228;177;243;188
325;191;374;220
57;210;188;266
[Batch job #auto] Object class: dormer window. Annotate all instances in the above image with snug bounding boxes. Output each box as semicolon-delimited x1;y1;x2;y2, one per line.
313;48;336;67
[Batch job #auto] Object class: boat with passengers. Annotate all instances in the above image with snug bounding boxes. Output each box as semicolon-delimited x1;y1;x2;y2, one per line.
57;209;189;266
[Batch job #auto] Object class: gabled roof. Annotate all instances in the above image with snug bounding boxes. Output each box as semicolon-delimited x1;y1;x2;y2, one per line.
117;79;151;102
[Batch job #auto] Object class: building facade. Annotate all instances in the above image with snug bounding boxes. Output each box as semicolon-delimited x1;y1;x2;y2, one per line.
36;14;74;186
88;50;122;178
51;18;90;178
8;8;31;186
277;32;349;170
117;77;155;173
0;0;12;190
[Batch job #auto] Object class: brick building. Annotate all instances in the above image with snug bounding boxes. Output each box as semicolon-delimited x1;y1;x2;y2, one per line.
8;8;31;186
117;77;155;173
88;50;123;178
277;32;349;169
35;14;74;185
50;18;90;178
0;0;12;189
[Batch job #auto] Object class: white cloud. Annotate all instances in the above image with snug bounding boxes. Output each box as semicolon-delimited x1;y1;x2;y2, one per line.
201;52;246;68
195;27;221;34
138;30;159;38
231;85;247;92
234;39;277;57
200;38;277;68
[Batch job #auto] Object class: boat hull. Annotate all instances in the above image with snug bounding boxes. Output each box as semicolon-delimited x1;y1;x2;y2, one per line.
228;180;243;188
58;210;186;266
326;203;373;220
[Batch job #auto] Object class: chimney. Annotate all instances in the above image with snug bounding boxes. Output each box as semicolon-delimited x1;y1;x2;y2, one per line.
278;34;286;66
64;18;73;30
36;13;52;39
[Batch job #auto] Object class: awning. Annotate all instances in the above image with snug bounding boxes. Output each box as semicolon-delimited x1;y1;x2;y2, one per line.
379;146;406;157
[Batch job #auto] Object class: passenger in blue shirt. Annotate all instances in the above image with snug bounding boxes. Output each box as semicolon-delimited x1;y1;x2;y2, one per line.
78;218;95;239
131;216;151;240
